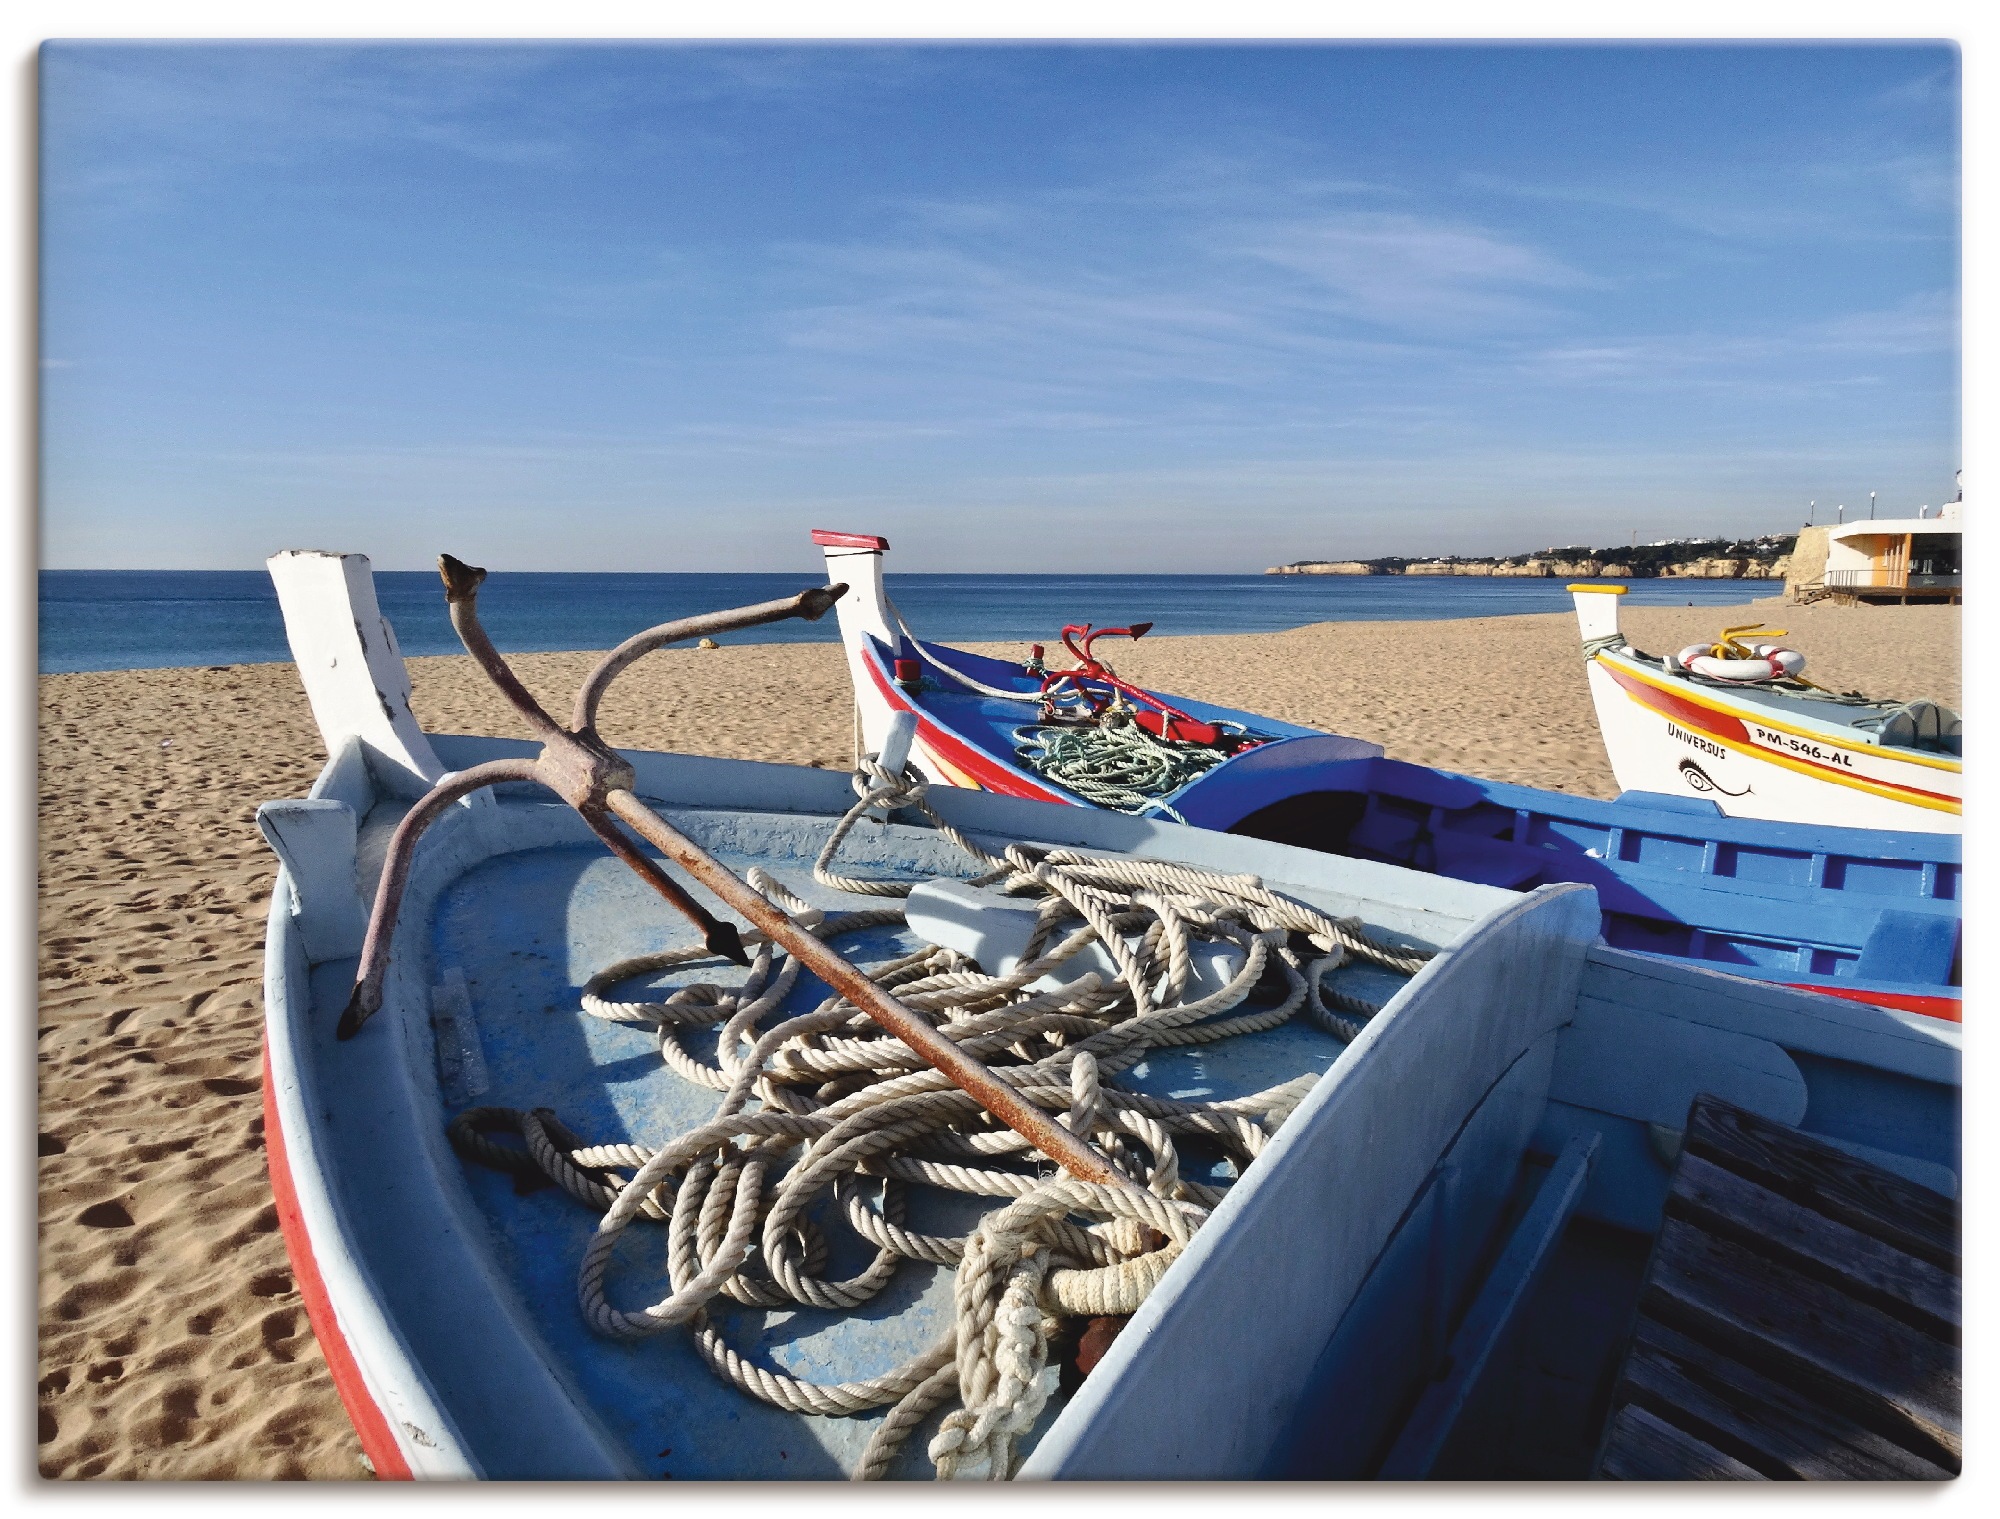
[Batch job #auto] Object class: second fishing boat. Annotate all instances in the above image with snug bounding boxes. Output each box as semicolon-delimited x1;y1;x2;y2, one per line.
811;530;1961;1020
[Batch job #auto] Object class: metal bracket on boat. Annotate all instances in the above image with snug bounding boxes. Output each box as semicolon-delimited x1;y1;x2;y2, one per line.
339;554;1121;1188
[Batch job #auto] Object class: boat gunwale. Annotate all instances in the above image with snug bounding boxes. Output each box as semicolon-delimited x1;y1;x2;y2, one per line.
1592;647;1963;774
854;621;1961;863
262;881;487;1479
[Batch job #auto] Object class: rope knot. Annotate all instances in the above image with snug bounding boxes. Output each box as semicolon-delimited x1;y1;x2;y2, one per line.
853;755;929;814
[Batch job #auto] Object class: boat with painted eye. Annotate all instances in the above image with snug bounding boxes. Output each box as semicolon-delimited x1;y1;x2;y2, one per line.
255;551;1959;1481
1569;583;1961;835
809;532;1960;1021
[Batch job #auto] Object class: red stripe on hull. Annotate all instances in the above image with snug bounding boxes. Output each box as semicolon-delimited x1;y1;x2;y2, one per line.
262;1040;414;1480
859;645;1077;804
1602;659;1749;744
1783;983;1962;1024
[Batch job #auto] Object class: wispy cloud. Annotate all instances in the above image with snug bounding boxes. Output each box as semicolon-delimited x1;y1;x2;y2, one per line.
1518;290;1955;390
1462;155;1956;243
1218;211;1591;331
1872;62;1958;111
1805;289;1957;353
41;43;952;206
762;179;1579;419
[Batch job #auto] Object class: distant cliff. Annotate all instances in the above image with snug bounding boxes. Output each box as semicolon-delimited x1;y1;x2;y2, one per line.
1267;536;1795;580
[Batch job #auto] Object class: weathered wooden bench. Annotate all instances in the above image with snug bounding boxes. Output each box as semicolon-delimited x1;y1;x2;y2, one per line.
1594;1094;1960;1479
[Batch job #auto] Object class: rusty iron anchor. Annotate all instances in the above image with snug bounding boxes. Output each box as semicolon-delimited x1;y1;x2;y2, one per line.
338;554;1117;1186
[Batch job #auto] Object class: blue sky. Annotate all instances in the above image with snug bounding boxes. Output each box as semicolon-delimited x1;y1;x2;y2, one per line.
38;41;1960;572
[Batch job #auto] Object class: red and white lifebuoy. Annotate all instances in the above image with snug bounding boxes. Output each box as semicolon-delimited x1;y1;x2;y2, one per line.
1669;640;1806;683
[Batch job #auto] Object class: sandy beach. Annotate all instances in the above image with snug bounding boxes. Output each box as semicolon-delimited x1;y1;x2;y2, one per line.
36;599;1960;1479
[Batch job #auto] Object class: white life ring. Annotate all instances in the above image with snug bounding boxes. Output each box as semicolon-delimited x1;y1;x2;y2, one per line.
1671;640;1806;683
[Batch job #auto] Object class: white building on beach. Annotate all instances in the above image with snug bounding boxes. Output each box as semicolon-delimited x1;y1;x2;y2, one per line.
1787;492;1963;605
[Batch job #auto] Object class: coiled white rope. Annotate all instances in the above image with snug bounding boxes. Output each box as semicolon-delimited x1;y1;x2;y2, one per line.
449;755;1434;1479
1012;720;1229;822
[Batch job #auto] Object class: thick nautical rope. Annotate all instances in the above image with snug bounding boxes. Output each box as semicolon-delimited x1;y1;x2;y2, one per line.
448;761;1436;1479
810;757;1008;897
1011;721;1229;822
815;757;1426;982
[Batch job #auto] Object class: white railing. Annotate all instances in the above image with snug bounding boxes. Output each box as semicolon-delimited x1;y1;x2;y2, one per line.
1823;568;1960;591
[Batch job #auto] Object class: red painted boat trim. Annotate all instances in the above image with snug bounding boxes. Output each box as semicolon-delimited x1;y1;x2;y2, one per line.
1602;660;1750;744
810;528;890;551
1783;983;1962;1023
262;1039;414;1480
859;643;1077;804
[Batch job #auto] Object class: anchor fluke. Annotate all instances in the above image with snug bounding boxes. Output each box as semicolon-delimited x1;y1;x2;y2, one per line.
336;985;374;1041
438;554;488;603
705;919;751;968
798;583;848;621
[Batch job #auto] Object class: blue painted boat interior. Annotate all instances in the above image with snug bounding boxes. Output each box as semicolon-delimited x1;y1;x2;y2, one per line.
423;827;1396;1479
1216;759;1960;1002
886;636;1961;1006
890;633;1320;763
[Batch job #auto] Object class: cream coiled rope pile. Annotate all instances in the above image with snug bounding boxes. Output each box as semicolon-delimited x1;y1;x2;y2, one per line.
448;755;1434;1480
1011;719;1231;822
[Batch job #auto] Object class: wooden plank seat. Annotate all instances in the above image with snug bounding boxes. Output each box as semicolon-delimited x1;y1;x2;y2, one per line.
1594;1094;1960;1480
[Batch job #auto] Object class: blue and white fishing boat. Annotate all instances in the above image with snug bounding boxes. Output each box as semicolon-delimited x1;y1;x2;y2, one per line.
255;550;1959;1481
813;531;1961;1021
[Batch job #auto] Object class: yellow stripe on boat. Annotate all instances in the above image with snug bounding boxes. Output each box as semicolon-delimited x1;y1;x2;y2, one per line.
918;740;987;793
1600;654;1963;775
1597;657;1961;814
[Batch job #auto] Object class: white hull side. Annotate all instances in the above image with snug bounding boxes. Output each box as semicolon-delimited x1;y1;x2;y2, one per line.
1583;657;1961;834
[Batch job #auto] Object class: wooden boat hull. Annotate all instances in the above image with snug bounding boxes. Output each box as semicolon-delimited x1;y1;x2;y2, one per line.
262;735;1961;1479
1582;645;1961;833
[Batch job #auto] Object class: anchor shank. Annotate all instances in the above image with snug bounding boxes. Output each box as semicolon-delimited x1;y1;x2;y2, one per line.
603;787;1118;1184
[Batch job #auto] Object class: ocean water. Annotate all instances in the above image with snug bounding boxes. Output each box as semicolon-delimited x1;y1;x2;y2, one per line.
36;569;1784;675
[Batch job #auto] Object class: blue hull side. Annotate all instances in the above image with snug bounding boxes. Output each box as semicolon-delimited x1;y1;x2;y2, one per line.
884;636;1961;1015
